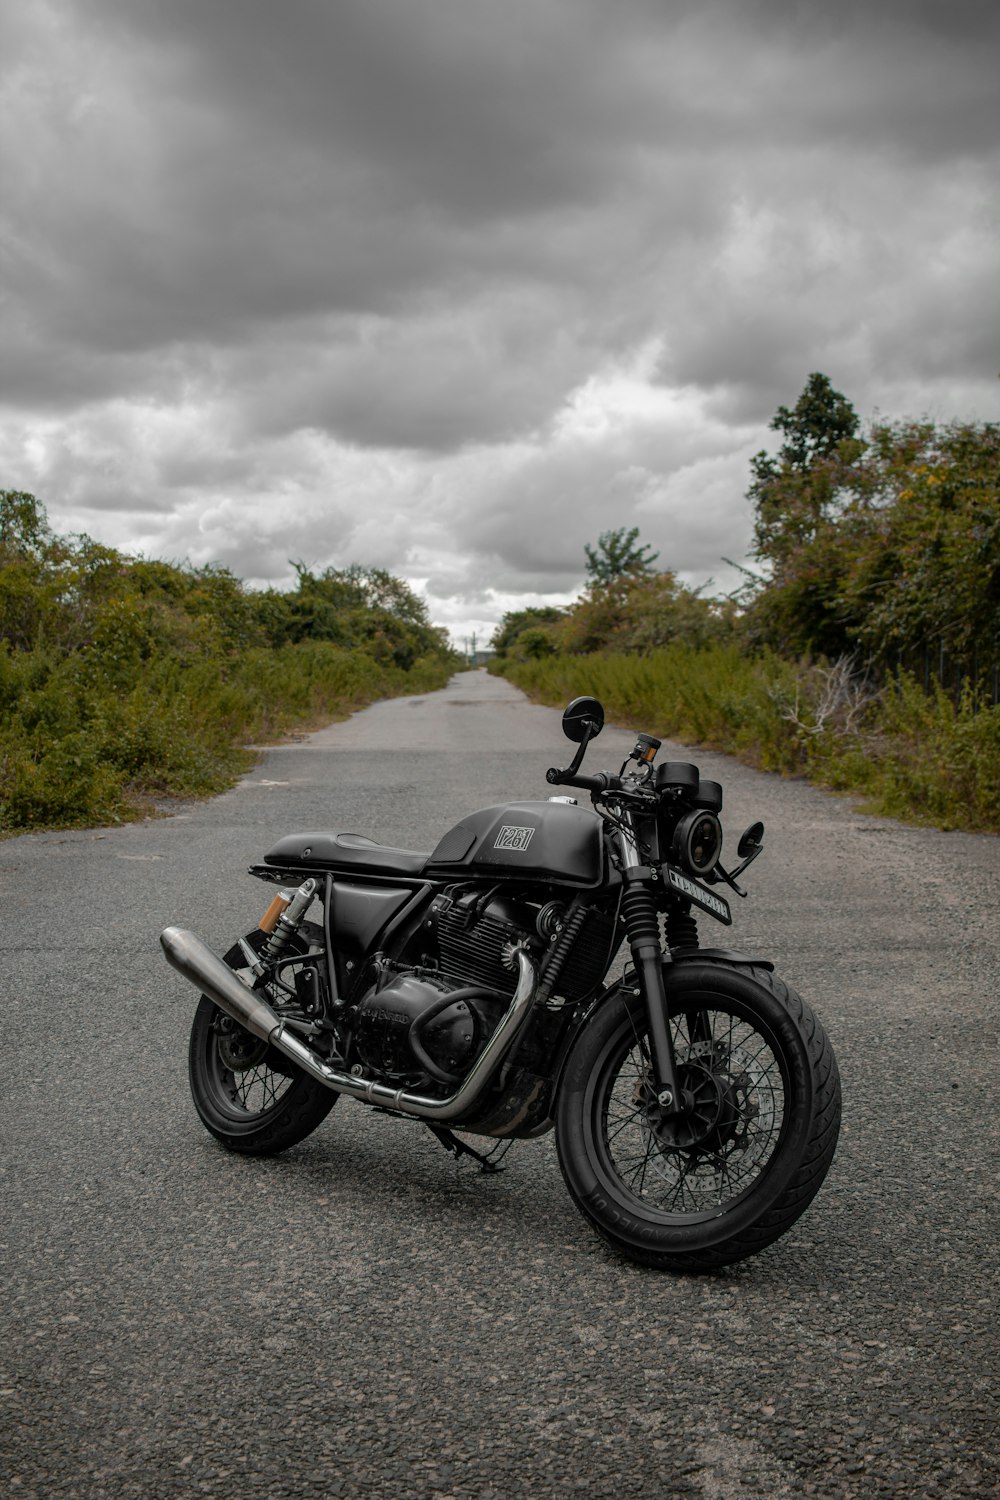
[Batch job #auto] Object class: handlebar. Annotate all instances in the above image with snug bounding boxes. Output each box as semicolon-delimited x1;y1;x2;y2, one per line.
546;767;620;794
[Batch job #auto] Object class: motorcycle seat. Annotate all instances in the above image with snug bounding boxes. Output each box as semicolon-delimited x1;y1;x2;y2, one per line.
263;830;430;878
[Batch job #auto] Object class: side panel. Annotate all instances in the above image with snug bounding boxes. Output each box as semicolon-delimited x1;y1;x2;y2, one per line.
328;883;425;998
327;878;437;996
426;800;604;887
334;883;414;956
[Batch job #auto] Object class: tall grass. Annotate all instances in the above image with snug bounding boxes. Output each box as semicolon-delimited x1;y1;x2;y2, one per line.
495;648;1000;834
0;641;452;833
0;490;461;835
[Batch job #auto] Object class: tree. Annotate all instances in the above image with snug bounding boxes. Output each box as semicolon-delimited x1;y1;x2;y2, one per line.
490;606;563;659
559;570;731;655
749;374;862;573
769;372;860;471
838;420;1000;668
0;491;69;651
743;375;865;656
273;562;449;667
584;527;659;587
0;490;52;559
744;385;1000;672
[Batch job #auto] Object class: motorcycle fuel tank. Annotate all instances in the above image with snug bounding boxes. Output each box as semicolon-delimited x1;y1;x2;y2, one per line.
426;799;604;887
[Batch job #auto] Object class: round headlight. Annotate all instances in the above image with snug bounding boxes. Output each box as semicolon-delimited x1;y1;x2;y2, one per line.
672;809;723;877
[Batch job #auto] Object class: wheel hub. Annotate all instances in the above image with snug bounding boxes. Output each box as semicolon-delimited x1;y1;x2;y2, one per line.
214;1015;269;1073
635;1055;755;1153
643;1063;725;1150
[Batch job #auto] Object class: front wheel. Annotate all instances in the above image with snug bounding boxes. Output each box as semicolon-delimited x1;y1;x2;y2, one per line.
555;962;840;1271
188;932;338;1155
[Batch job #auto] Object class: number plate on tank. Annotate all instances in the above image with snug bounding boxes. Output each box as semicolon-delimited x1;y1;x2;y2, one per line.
494;825;536;851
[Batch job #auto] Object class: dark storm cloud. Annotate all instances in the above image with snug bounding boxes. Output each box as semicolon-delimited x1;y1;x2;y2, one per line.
3;0;690;442
5;0;656;324
7;0;995;423
1;0;997;637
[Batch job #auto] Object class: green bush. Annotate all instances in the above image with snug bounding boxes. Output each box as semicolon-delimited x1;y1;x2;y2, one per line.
496;649;1000;833
0;492;457;834
851;675;1000;829
2;729;123;828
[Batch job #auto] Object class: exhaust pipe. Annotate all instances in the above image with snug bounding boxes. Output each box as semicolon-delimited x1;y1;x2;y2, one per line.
160;926;538;1123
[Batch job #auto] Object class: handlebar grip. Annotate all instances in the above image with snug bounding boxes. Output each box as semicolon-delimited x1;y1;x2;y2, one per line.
546;767;614;793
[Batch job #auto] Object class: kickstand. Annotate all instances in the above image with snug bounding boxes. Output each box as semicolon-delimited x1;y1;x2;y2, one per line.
427;1125;506;1174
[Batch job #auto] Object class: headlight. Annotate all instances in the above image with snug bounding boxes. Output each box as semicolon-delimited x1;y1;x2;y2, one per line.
671;809;723;877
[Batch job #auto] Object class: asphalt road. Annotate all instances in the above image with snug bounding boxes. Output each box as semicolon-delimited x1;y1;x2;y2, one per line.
2;669;997;1499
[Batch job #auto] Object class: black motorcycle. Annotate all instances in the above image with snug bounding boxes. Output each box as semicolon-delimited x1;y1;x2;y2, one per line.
161;696;840;1272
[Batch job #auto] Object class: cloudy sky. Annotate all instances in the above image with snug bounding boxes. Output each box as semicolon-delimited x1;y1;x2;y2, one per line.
2;0;997;643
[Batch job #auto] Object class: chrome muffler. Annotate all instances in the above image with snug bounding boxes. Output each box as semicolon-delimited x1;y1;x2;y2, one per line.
160;926;538;1123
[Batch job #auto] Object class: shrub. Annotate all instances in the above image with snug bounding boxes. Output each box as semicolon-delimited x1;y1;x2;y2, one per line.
0;494;457;834
496;649;1000;833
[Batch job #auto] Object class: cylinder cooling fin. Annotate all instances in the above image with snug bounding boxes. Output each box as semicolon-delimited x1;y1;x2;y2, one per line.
428;887;616;1005
430;890;528;994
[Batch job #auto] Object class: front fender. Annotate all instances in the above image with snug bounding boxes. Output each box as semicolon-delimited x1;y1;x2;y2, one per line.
669;946;773;970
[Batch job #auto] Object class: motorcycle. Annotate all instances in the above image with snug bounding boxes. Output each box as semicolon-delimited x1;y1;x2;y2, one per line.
161;696;841;1272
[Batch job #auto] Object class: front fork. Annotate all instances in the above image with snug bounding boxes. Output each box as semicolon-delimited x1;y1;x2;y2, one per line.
618;825;684;1114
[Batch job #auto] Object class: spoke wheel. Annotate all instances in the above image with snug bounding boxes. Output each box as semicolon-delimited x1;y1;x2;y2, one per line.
607;1014;785;1216
188;932;338;1155
555;961;840;1271
207;1011;296;1113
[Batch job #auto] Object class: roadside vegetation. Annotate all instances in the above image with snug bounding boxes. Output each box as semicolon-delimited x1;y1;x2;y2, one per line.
0;492;457;833
492;377;1000;833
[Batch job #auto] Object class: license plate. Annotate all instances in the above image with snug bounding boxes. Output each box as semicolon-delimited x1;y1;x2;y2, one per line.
667;867;732;924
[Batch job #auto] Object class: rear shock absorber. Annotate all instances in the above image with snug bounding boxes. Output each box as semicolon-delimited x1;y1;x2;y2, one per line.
260;878;317;962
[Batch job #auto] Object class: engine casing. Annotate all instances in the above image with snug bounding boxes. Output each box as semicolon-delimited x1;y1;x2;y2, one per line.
353;970;504;1083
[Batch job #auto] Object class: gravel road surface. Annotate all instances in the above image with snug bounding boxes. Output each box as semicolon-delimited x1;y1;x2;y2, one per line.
2;670;997;1499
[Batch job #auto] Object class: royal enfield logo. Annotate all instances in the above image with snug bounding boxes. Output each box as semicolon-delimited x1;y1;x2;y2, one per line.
494;825;536;852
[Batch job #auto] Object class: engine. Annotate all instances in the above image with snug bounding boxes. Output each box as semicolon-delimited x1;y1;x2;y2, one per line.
352;887;616;1090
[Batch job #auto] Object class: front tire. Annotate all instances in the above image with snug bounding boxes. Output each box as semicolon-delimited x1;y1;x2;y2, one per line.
555;962;840;1271
188;932;338;1155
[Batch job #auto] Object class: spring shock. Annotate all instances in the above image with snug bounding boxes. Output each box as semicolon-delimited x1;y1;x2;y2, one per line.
537;902;589;1000
261;878;317;961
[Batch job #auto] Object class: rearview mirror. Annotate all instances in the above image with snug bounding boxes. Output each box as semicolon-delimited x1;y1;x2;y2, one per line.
737;821;765;858
562;697;605;744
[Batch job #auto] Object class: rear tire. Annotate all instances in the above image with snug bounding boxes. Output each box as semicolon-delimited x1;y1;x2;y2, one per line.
188;933;338;1155
555;961;840;1271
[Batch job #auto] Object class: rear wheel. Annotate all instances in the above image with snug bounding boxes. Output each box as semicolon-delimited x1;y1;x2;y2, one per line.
188;932;338;1155
555;961;840;1271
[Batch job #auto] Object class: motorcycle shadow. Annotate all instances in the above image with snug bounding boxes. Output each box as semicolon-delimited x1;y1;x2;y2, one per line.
190;1106;850;1284
199;1101;587;1247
